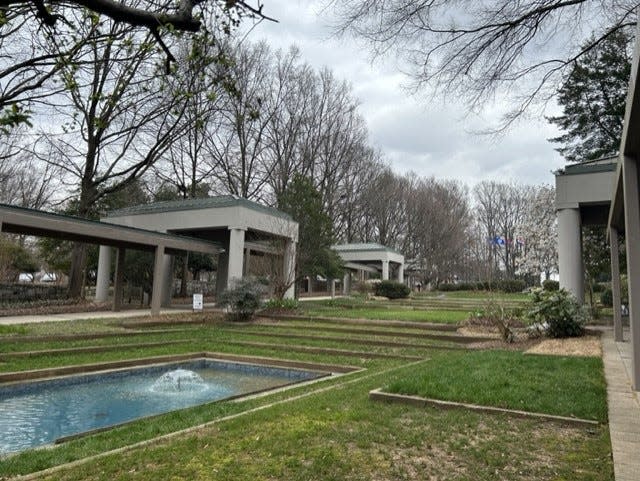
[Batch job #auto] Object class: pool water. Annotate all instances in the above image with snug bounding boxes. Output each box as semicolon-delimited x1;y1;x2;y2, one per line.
0;359;323;455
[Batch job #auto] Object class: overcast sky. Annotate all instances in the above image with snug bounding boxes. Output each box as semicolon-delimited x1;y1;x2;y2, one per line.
244;1;567;188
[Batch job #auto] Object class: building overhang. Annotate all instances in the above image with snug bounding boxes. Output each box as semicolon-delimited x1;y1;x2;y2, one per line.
0;203;220;256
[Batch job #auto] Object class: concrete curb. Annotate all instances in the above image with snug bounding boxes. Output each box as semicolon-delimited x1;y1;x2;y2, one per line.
368;389;600;428
258;313;459;331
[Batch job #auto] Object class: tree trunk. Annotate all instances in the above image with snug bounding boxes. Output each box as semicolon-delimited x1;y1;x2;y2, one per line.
67;242;87;298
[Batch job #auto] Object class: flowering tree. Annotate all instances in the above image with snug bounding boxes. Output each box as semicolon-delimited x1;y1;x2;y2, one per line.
517;185;558;281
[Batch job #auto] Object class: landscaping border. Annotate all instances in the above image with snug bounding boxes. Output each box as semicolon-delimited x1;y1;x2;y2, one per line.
368;388;600;427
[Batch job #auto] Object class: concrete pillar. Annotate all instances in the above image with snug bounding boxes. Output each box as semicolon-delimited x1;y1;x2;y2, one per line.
398;263;404;283
330;279;336;298
610;227;624;342
227;228;246;287
283;240;296;299
558;208;584;303
622;155;640;390
382;260;389;281
243;248;251;276
113;247;125;311
151;244;165;316
161;254;173;307
95;245;112;302
215;252;229;297
342;272;351;295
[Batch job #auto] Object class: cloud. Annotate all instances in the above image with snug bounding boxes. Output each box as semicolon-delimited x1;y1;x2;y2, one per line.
247;0;567;188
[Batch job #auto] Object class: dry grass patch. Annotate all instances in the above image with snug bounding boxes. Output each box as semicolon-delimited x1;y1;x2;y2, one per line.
526;334;602;358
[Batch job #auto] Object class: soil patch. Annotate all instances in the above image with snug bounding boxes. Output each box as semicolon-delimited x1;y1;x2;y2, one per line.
526;333;602;357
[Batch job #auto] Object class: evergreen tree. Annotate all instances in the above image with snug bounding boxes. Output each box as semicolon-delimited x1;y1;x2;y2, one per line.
548;31;631;163
278;174;343;283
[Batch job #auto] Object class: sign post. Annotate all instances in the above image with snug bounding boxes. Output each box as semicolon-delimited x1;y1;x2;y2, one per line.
192;293;203;312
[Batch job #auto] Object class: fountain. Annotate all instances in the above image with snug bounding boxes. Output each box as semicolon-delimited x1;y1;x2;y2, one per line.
150;368;209;393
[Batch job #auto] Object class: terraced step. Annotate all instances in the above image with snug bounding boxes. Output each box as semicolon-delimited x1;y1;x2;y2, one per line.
0;340;190;359
224;340;425;360
258;314;459;331
223;329;466;351
255;321;487;344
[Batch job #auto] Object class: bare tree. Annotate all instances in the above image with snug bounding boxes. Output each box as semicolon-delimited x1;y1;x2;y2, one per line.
0;130;60;209
474;181;531;279
205;41;276;200
1;1;274;63
0;5;88;132
328;1;638;125
31;14;195;297
406;178;471;285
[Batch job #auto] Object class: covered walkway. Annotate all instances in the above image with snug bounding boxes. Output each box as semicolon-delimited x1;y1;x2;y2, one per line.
0;203;220;315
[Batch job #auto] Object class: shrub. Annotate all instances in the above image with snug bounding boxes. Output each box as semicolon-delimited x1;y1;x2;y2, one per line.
526;288;589;338
374;280;411;299
600;288;613;307
217;278;265;321
495;279;526;293
263;298;299;310
591;283;605;293
468;299;520;342
542;279;559;291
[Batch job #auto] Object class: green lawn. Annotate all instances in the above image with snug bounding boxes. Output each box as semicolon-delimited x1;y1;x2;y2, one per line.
416;290;531;301
0;312;613;480
386;350;607;422
299;304;470;323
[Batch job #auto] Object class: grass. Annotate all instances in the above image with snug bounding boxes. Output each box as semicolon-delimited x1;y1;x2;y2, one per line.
299;305;470;323
385;350;607;422
417;290;531;301
0;324;28;335
7;361;613;481
0;303;614;480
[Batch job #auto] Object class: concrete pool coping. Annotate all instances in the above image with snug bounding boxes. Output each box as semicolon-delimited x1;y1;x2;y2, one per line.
0;351;360;384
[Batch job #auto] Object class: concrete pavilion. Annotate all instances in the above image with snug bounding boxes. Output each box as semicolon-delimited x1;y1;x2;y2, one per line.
97;196;298;304
0;203;220;315
555;156;617;303
557;19;640;391
332;243;405;294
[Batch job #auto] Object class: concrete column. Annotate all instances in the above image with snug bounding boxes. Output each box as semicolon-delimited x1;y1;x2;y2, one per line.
283;240;296;299
151;244;165;316
382;261;389;281
161;254;173;307
622;155;640;390
113;247;125;311
558;208;584;303
330;279;336;298
397;263;404;283
342;272;352;295
215;252;229;297
243;248;251;276
610;227;624;342
95;245;112;302
227;228;246;287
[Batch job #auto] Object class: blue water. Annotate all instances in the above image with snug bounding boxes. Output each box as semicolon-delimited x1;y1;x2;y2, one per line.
0;359;322;455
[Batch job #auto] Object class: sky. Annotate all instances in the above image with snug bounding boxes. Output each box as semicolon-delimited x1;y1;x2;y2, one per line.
243;1;567;188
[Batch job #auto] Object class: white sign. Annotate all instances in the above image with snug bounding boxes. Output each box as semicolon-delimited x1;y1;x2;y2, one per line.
192;293;203;311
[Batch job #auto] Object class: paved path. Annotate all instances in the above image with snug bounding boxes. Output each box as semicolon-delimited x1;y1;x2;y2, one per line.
0;306;200;325
602;328;640;481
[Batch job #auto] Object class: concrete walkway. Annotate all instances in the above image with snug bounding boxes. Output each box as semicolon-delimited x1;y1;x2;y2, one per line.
0;306;201;325
602;328;640;481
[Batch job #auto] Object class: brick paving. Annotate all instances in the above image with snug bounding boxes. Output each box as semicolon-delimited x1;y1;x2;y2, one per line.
602;329;640;481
